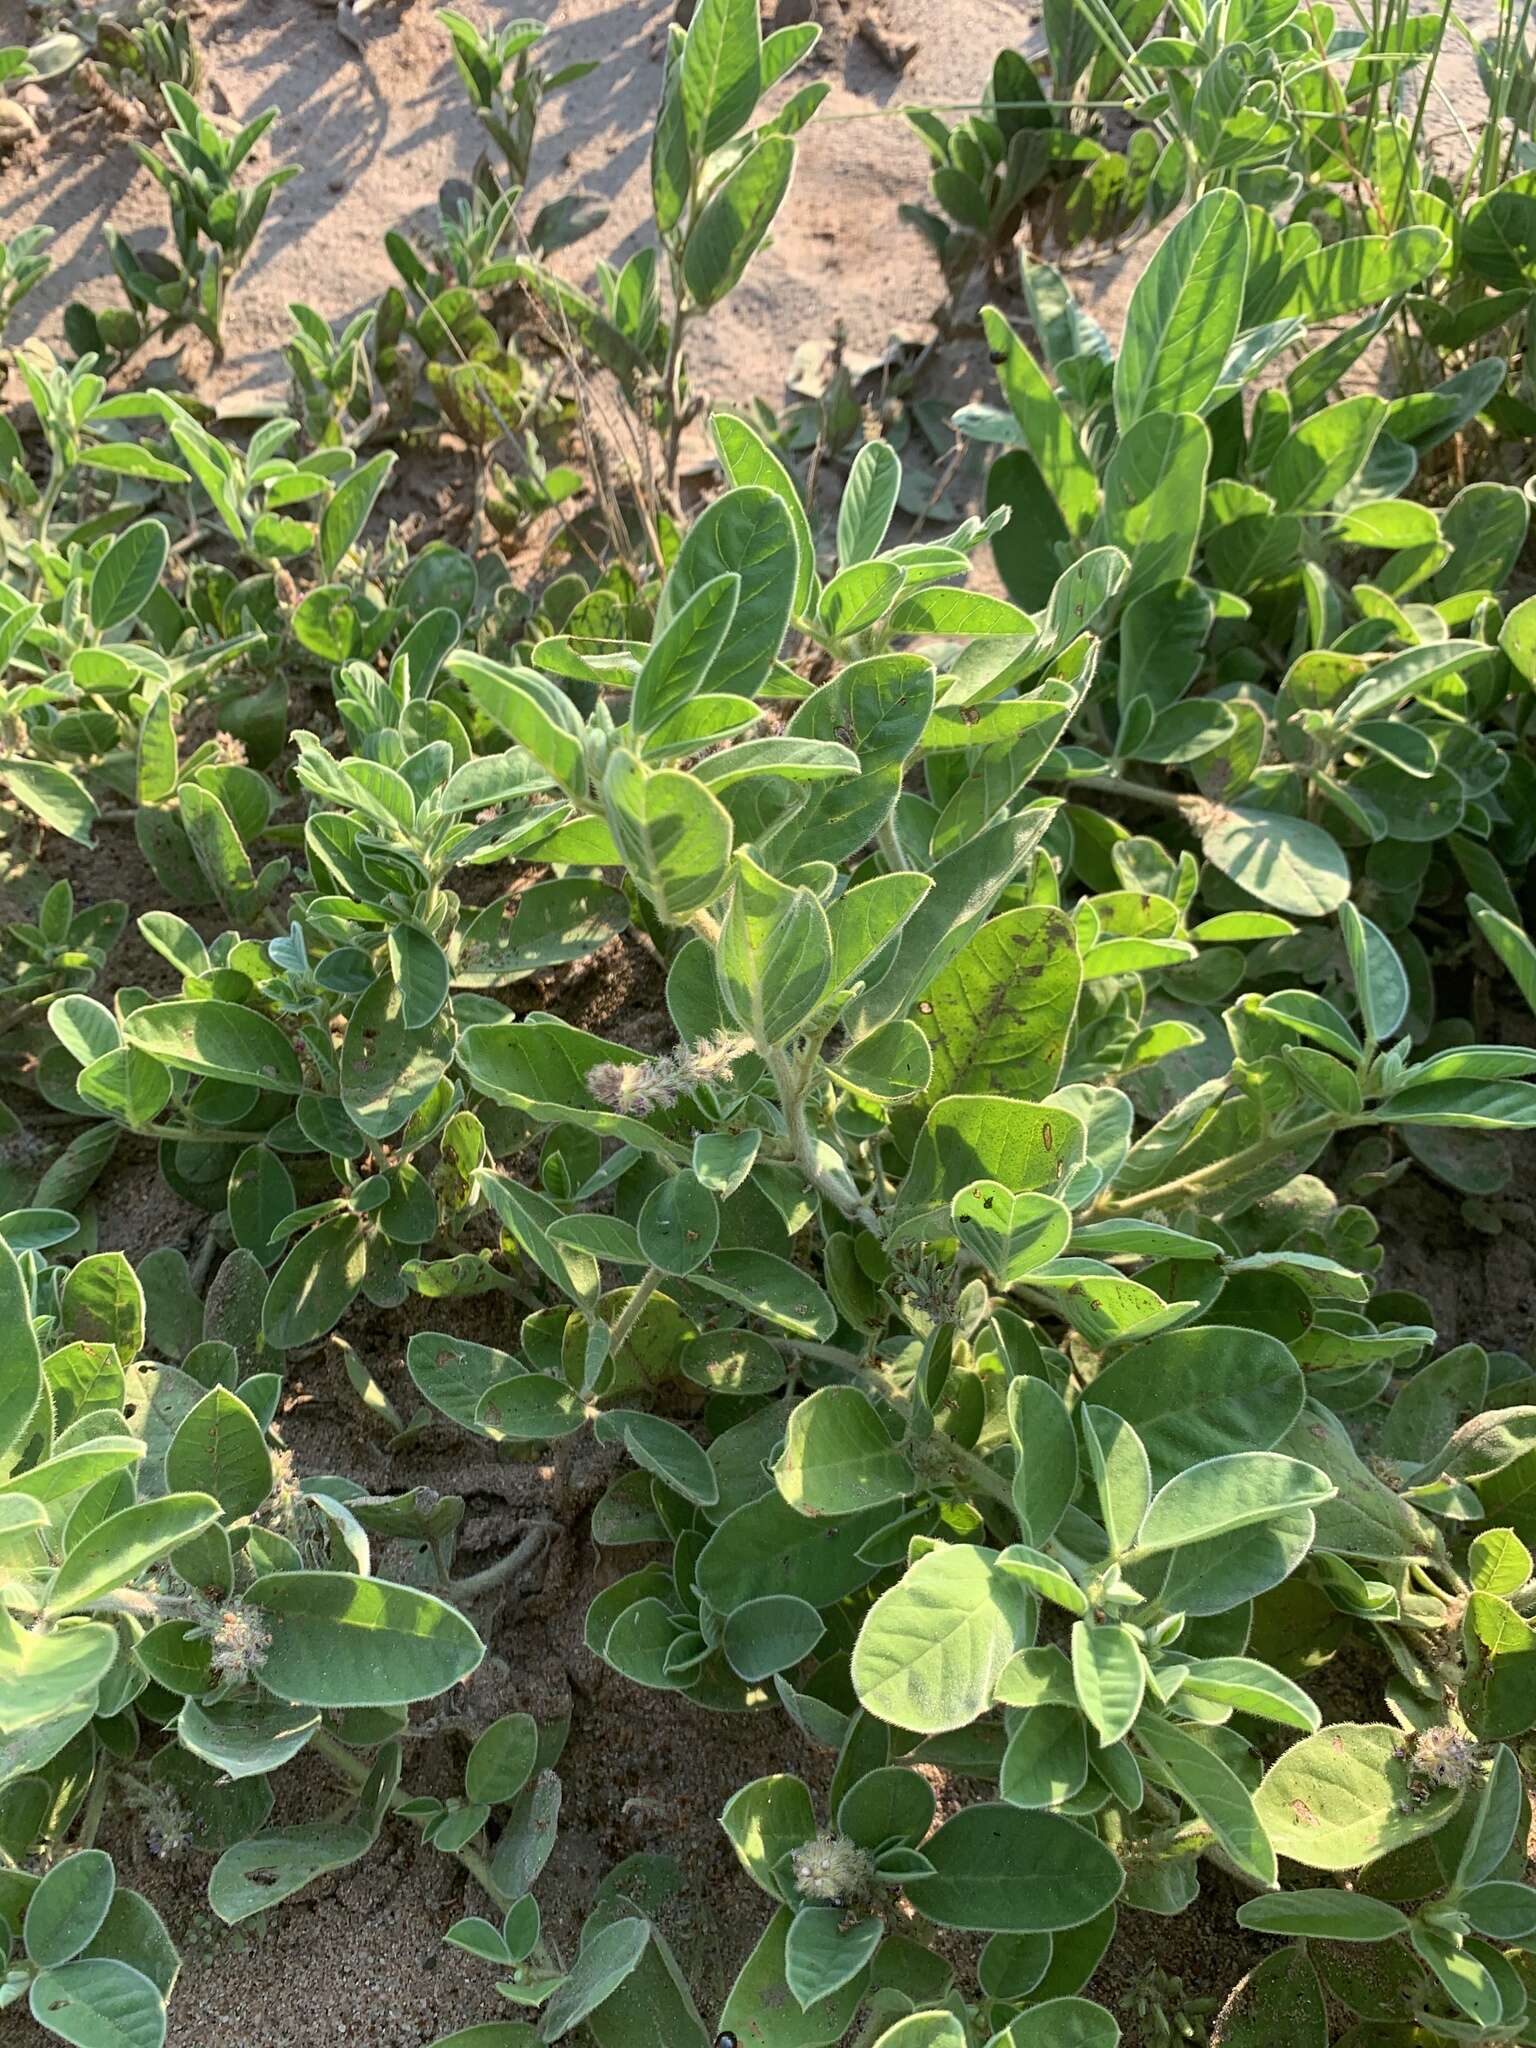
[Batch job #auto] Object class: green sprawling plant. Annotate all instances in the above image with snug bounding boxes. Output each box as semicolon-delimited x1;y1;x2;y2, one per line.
437;10;598;202
0;1230;572;2043
2;0;1536;2042
58;82;294;368
0;881;123;1050
373;456;1536;2045
499;0;826;487
901;48;1125;287
959;194;1533;988
0;230;52;349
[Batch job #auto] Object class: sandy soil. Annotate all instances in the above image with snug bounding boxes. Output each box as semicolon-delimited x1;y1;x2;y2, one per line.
0;0;1492;422
2;0;1039;422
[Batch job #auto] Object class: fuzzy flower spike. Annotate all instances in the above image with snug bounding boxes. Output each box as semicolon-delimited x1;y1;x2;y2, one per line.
586;1031;748;1117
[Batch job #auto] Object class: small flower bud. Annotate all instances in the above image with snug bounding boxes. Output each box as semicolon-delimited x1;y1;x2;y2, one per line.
790;1832;873;1904
121;1773;195;1859
1410;1724;1480;1789
191;1596;272;1685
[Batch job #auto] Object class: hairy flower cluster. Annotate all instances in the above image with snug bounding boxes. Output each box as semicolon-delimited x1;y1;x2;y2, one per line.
261;1447;302;1534
790;1832;873;1904
586;1032;746;1116
210;730;248;766
1411;1724;1480;1789
120;1773;195;1860
889;1244;966;1327
190;1596;272;1685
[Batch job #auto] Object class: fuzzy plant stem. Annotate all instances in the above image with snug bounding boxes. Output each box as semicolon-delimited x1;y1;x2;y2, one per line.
604;1266;663;1353
30;465;66;576
876;814;907;872
658;197;698;493
188;1226;222;1292
768;1048;882;1235
0;995;49;1038
106;1119;293;1148
75;1760;114;1852
81;1587;188;1623
659;300;692;489
448;1518;561;1604
1065;772;1187;815
762;1335;871;1371
1092;1112;1352;1216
